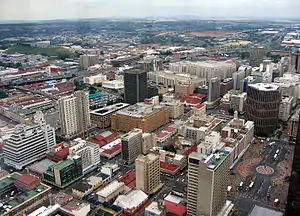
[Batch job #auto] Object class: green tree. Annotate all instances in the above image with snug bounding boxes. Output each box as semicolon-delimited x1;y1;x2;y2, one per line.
0;91;8;99
158;94;163;102
74;80;85;90
111;61;121;68
89;85;97;94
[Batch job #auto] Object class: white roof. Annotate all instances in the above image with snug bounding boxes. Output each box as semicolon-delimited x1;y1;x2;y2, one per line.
101;138;121;150
96;180;124;197
164;194;183;204
145;202;162;214
248;83;279;91
114;190;148;210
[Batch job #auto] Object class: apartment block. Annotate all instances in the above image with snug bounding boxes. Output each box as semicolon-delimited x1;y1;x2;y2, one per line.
135;153;161;194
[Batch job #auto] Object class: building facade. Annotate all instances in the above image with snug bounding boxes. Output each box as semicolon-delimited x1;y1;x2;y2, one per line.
245;83;280;136
121;129;143;164
124;68;148;104
205;77;220;109
3;111;56;170
79;54;99;69
135;153;161;194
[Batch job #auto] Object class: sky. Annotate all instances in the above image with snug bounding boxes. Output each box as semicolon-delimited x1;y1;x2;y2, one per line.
0;0;300;21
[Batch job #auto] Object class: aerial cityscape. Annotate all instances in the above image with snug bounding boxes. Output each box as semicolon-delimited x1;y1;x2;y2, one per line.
0;1;300;216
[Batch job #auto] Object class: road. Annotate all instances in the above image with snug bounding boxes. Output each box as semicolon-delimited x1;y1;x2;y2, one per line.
232;139;293;215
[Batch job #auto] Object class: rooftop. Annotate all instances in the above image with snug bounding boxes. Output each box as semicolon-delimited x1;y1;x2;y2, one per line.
114;190;148;210
249;83;279;91
117;102;164;118
90;103;129;116
249;205;283;216
160;161;180;172
96;180;124;197
62;199;90;213
204;149;231;170
28;159;56;174
145;202;162;215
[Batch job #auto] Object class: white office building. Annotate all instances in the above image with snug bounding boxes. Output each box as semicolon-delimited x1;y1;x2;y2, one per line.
69;138;101;173
3;111;56;170
279;96;293;122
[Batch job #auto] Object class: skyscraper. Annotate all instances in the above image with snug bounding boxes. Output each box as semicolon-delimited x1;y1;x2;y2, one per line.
187;150;230;216
79;54;99;69
58;90;91;139
286;114;300;215
135;153;161;194
121;128;143;164
3;111;56;170
124;68;148;104
205;77;220;109
291;47;300;73
249;46;265;67
245;83;280;136
74;91;91;133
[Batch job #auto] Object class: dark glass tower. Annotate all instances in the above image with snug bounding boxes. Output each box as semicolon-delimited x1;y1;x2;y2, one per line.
124;68;148;104
286;114;300;216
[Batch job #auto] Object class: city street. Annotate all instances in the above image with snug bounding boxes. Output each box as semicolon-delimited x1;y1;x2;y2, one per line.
232;139;294;214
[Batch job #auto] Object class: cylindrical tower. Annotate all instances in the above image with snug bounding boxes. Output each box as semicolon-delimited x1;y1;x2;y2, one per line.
245;83;280;136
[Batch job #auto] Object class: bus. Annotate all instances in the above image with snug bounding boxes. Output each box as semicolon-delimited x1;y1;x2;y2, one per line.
248;182;254;191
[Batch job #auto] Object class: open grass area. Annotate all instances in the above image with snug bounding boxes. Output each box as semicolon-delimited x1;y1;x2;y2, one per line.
5;45;74;59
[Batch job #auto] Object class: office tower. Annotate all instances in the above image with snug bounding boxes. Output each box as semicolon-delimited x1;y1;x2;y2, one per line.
240;76;257;92
121;129;143;164
205;77;220;109
249;46;265;67
58;95;79;138
291;48;300;73
69;138;101;173
286;113;300;215
135;153;161;194
124;68;147;104
79;54;99;69
220;78;233;96
233;69;245;90
3;111;56;170
58;91;91;139
187;150;230;216
74;91;91;133
245;83;280;136
278;96;293;122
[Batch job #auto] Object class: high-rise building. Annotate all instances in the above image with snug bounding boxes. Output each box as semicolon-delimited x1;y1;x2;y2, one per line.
58;91;91;139
121;129;143;164
69;138;101;173
74;91;91;133
135;153;161;194
245;83;280;136
187;149;231;216
291;48;300;73
205;77;220;109
220;78;233;96
3;111;56;170
142;133;157;155
124;68;148;104
286;114;300;215
249;46;265;67
278;96;293;122
79;54;99;69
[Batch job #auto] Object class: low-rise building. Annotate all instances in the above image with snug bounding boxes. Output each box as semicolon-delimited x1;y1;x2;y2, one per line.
83;74;107;85
102;80;124;89
60;199;91;216
27;158;56;179
90;103;130;129
43;155;83;188
97;180;125;203
145;202;163;216
114;190;148;215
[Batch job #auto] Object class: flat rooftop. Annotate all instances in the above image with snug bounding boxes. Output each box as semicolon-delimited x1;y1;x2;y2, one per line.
28;158;56;174
249;205;283;216
117;102;164;118
248;83;279;91
90;103;129;116
205;149;231;171
96;180;124;197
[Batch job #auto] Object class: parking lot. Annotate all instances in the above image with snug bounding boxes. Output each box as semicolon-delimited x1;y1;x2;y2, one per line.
231;139;294;214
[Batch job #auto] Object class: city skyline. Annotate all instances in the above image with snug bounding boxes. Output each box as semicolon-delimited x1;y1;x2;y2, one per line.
1;0;300;22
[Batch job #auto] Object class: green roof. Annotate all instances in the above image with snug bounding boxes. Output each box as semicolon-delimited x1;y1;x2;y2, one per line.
56;159;74;170
0;177;13;190
89;93;104;99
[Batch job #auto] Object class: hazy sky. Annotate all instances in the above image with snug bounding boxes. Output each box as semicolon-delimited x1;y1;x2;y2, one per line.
0;0;299;21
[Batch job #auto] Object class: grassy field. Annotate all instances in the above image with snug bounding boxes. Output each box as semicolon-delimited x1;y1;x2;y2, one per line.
5;45;74;59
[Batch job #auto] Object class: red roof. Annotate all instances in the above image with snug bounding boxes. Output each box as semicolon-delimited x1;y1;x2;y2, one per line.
126;180;136;189
190;94;206;99
95;134;105;141
102;144;121;154
104;132;119;143
50;142;70;157
160;161;180;172
16;174;38;185
119;170;136;186
194;103;205;109
156;131;169;139
88;138;107;147
183;145;197;158
164;125;176;133
164;200;187;216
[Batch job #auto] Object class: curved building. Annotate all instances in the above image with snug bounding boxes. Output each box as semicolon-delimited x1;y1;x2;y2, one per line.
245;83;280;136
